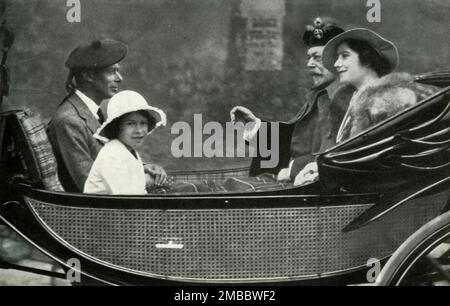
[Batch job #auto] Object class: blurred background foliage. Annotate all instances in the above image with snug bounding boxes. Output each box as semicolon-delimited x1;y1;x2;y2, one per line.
1;0;449;170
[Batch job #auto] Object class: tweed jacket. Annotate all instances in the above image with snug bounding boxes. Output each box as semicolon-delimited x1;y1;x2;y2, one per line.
336;72;439;142
47;93;103;192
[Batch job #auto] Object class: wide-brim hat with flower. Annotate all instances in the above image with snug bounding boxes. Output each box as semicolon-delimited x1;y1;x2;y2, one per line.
94;90;167;142
322;28;399;74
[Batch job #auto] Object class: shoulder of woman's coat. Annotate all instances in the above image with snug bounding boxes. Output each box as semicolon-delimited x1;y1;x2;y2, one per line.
358;73;415;103
332;84;355;108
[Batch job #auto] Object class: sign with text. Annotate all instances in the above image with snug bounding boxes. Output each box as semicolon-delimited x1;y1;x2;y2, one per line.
241;0;285;71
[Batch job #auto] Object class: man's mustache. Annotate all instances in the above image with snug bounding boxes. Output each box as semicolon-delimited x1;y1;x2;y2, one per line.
308;71;323;77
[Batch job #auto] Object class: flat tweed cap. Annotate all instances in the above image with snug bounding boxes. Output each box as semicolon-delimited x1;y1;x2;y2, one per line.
65;39;128;70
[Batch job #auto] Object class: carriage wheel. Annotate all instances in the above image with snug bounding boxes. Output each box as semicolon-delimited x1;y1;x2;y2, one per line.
376;210;450;286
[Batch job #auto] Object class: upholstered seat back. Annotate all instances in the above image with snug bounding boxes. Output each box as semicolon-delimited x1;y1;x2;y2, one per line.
1;110;64;192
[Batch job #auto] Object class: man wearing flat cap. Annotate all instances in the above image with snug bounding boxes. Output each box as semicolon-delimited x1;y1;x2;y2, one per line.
47;39;127;192
231;17;354;181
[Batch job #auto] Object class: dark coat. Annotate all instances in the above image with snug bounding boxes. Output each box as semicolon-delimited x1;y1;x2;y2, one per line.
249;84;353;177
47;94;103;192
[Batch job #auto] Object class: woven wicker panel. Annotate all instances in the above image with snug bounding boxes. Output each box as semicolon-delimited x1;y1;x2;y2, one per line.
169;168;249;185
27;191;448;281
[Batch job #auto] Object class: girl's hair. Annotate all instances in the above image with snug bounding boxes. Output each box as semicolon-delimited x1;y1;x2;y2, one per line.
103;110;156;139
342;39;391;77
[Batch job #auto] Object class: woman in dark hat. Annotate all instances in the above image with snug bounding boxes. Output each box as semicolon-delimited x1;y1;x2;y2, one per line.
294;28;438;186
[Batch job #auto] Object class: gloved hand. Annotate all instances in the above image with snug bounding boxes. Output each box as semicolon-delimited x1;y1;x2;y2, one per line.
294;162;319;186
277;167;291;182
230;106;258;124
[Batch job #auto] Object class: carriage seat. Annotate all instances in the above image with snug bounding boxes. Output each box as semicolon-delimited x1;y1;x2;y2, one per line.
0;110;64;192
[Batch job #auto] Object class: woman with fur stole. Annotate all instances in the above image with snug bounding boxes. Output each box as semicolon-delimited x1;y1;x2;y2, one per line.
293;28;438;186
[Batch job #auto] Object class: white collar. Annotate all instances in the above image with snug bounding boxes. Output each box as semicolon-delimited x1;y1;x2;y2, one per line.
75;90;100;120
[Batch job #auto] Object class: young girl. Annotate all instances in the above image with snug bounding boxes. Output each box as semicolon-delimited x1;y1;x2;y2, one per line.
84;90;166;194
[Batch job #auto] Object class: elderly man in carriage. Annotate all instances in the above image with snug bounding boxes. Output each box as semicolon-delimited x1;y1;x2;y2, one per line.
230;19;352;174
228;18;354;190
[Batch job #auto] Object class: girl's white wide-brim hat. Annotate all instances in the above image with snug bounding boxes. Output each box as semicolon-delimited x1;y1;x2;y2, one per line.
322;28;399;74
94;90;167;142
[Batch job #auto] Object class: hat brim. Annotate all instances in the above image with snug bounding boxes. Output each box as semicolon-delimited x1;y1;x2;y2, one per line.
94;106;167;142
322;28;399;75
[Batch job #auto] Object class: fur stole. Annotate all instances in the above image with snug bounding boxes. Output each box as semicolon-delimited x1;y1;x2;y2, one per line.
336;72;438;142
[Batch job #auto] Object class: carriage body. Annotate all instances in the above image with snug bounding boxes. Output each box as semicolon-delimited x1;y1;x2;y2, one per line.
0;71;449;285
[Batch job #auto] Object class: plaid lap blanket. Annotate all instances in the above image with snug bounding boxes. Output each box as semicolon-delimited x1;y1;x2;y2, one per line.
148;173;291;194
222;174;291;192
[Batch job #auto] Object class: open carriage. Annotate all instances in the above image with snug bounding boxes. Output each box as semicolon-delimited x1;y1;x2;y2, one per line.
0;71;449;286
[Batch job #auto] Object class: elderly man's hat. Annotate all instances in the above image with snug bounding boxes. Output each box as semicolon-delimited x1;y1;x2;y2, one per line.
65;39;128;70
303;17;344;47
